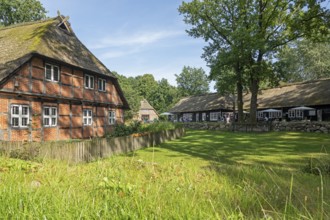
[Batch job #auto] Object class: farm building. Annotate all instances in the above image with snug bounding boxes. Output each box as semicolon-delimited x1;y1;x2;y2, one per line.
0;16;129;141
169;93;234;122
170;78;330;122
134;99;159;122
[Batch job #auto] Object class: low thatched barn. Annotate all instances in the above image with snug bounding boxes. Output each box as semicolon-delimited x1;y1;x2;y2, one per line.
169;93;233;122
170;78;330;122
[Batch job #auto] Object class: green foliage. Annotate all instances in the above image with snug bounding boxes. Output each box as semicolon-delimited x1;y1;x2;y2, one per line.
0;0;47;26
0;131;329;219
9;144;40;161
175;66;209;96
276;40;330;82
114;71;180;120
109;121;177;138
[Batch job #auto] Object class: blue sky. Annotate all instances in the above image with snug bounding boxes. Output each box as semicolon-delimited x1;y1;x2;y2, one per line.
39;0;211;89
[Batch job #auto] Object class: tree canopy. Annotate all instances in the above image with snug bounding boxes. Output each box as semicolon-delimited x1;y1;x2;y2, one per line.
175;66;210;97
114;72;180;121
276;40;330;82
0;0;47;26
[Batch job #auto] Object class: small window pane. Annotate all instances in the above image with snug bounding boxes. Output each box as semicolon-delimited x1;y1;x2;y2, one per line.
46;65;52;80
21;106;28;115
85;75;89;88
90;76;94;89
83;118;87;125
88;110;92;116
51;108;57;116
12;118;19;127
12;106;19;115
44;108;50;116
53;66;59;81
51;118;56;126
103;80;106;91
21;118;28;126
44;118;50;126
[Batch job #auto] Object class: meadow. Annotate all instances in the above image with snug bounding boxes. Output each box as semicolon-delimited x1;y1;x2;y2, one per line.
0;130;329;219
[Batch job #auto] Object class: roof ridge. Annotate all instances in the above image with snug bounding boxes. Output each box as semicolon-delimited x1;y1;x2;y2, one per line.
261;77;330;92
0;17;57;31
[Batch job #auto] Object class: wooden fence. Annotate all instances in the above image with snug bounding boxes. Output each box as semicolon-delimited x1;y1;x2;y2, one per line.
0;128;185;163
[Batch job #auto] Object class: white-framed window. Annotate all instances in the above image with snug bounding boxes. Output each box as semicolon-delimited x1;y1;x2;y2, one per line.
288;110;303;119
183;113;193;122
210;112;220;121
43;107;57;127
11;105;29;128
83;109;93;125
196;113;199;122
98;78;106;92
269;111;282;119
109;111;116;125
45;64;59;82
84;74;94;89
202;113;206;121
257;111;264;119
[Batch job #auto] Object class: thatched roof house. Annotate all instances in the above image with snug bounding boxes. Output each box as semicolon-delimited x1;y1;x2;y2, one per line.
135;99;159;122
0;16;129;141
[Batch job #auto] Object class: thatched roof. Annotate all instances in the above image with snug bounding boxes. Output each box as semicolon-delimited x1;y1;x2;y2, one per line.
170;79;330;113
140;99;155;110
169;93;233;113
0;16;116;80
0;16;130;109
244;78;330;109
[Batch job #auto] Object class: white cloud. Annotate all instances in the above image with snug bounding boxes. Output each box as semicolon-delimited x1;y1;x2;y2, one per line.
90;30;184;49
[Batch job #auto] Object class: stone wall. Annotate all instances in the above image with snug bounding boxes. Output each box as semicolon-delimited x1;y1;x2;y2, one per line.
272;121;330;133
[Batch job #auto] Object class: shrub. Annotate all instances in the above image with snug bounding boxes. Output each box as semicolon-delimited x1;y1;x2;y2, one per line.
9;144;41;161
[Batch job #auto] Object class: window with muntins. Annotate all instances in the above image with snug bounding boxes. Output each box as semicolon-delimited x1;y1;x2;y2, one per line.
109;111;116;125
44;107;57;127
98;78;106;92
84;75;94;89
83;109;93;125
210;112;220;121
11;105;29;128
45;64;59;82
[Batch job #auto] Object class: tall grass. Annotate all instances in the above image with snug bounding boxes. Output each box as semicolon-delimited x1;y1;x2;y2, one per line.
0;130;329;219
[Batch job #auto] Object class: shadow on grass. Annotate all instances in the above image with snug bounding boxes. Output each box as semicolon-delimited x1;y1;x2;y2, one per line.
158;130;330;170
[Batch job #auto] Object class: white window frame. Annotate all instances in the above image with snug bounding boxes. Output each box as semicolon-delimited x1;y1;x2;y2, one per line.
98;78;106;92
11;105;29;128
83;109;93;126
257;111;264;119
202;113;206;121
269;111;282;119
43;107;57;127
45;63;60;82
109;111;116;125
84;74;94;89
288;109;303;119
183;113;193;122
210;112;220;121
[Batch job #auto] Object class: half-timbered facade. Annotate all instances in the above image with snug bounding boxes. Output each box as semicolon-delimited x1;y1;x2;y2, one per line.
0;16;129;141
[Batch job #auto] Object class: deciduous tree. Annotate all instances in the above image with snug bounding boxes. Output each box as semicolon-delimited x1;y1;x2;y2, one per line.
175;66;210;96
0;0;47;26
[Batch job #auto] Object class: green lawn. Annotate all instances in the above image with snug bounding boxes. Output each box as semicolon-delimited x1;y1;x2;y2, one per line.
0;130;329;219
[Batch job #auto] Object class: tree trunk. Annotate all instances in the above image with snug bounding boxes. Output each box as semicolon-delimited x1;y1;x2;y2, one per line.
249;78;259;123
236;81;243;122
